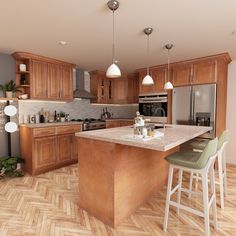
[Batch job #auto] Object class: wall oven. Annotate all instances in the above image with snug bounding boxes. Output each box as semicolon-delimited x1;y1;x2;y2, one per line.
139;93;168;122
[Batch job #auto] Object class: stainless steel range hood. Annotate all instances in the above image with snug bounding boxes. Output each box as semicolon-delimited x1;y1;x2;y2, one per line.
73;69;96;99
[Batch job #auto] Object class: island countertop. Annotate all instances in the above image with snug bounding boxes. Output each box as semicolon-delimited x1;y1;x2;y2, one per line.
76;124;212;151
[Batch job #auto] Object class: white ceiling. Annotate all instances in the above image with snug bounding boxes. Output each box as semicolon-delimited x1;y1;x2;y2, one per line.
0;0;236;73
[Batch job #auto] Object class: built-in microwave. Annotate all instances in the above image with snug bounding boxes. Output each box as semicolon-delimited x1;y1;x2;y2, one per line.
139;93;168;122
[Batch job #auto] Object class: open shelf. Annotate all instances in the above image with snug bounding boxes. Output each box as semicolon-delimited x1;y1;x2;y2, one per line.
19;84;30;87
17;71;30;74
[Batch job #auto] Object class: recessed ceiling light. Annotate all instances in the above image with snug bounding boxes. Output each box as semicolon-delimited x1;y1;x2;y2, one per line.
58;41;68;46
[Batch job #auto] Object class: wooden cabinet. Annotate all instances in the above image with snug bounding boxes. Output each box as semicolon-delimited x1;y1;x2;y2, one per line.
106;119;133;128
20;124;82;175
171;63;192;87
113;77;128;104
33;136;57;171
90;71;138;104
60;65;73;100
57;134;73;164
12;52;75;101
48;63;60;99
31;60;48;99
171;59;217;87
192;60;217;85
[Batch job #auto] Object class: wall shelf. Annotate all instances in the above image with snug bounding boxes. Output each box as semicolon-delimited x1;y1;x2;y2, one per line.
0;98;18;101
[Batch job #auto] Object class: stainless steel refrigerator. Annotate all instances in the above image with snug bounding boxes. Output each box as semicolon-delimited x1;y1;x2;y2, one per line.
172;84;216;139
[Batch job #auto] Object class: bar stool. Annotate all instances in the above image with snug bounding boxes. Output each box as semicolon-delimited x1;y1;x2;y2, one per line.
163;138;218;236
189;130;228;208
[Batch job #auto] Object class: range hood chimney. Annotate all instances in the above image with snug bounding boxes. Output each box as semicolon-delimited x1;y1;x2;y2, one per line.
73;69;96;99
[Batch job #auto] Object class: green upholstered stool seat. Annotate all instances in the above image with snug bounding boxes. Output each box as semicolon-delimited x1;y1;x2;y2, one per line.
165;151;202;169
166;138;218;170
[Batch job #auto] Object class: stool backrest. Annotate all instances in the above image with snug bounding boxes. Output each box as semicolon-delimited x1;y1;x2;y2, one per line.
218;130;228;151
197;138;218;169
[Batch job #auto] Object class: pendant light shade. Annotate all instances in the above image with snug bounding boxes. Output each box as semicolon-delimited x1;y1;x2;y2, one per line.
142;75;154;85
106;63;121;78
106;0;121;78
164;43;174;90
142;27;154;85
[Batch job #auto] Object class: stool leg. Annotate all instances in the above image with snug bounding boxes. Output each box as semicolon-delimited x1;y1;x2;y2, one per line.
202;173;210;236
210;164;218;230
195;173;199;189
163;165;174;232
218;153;224;209
177;169;183;215
223;149;228;197
189;171;193;198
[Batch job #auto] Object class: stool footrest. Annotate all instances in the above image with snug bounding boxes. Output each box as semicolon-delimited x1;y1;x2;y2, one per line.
169;200;204;217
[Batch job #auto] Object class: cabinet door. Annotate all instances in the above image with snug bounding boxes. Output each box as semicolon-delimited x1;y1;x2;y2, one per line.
48;63;60;99
60;65;73;100
31;60;48;99
106;121;121;128
171;63;192;87
127;75;139;103
192;60;217;85
33;136;57;170
139;71;155;94
97;76;107;103
152;67;167;92
120;120;133;126
57;134;73;164
113;78;128;104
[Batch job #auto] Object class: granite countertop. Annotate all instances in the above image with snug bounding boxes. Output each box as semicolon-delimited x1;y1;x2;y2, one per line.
20;121;83;128
76;125;212;152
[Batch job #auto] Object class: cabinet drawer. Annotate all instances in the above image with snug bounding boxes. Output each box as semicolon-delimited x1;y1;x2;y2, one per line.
33;127;56;137
57;125;82;134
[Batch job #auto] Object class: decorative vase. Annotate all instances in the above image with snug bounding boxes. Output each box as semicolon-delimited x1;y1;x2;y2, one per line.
6;91;13;98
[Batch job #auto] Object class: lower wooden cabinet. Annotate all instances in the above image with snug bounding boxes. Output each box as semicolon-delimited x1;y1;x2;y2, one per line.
33;136;57;170
20;124;82;175
106;120;133;129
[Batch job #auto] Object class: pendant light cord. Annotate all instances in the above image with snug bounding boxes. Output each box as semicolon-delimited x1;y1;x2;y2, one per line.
147;35;150;75
112;10;115;64
167;48;170;82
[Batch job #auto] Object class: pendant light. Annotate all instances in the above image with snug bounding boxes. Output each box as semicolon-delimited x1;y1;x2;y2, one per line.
164;44;174;90
142;28;154;85
106;0;121;78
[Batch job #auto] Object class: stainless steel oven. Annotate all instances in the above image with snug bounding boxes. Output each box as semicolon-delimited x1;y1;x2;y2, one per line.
139;93;168;122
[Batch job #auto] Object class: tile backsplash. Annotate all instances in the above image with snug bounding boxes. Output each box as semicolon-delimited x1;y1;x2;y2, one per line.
18;99;138;123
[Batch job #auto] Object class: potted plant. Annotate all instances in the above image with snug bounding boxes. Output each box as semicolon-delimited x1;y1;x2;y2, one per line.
60;111;66;122
0;80;22;98
0;156;25;178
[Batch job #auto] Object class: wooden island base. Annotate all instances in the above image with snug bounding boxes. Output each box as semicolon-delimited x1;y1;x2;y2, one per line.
78;137;179;227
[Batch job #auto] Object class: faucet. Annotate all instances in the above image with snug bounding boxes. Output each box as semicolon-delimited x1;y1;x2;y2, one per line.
155;107;166;132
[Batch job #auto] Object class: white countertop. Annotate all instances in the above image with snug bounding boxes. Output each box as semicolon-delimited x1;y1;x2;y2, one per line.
76;125;212;152
20;121;83;128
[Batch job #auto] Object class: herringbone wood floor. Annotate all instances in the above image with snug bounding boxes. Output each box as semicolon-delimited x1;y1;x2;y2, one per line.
0;164;236;236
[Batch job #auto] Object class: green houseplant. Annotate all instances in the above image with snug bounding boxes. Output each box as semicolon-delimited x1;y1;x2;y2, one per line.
0;80;22;98
60;111;66;122
0;156;25;178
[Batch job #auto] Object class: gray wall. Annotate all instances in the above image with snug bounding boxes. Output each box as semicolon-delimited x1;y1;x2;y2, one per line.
0;53;19;157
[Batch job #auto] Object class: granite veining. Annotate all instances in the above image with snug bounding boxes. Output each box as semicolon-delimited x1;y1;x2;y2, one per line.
20;121;83;128
76;125;212;152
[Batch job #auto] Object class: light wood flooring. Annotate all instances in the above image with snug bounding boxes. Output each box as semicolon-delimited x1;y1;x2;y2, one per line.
0;164;236;236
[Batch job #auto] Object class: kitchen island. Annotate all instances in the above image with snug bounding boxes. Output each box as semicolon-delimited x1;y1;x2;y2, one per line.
76;125;211;227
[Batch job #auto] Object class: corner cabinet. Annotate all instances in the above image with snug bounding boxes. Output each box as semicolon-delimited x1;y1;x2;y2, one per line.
12;52;75;101
90;70;138;104
19;124;82;175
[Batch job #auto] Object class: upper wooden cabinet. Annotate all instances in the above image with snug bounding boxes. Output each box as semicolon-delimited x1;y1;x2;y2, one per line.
139;67;167;94
90;71;138;104
12;52;75;101
171;63;192;86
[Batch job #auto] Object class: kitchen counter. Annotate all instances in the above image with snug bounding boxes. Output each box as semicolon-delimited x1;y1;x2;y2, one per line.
76;124;211;151
76;124;211;227
20;121;83;128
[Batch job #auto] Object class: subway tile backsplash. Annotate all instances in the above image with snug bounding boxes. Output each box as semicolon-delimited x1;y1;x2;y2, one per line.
18;99;138;123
